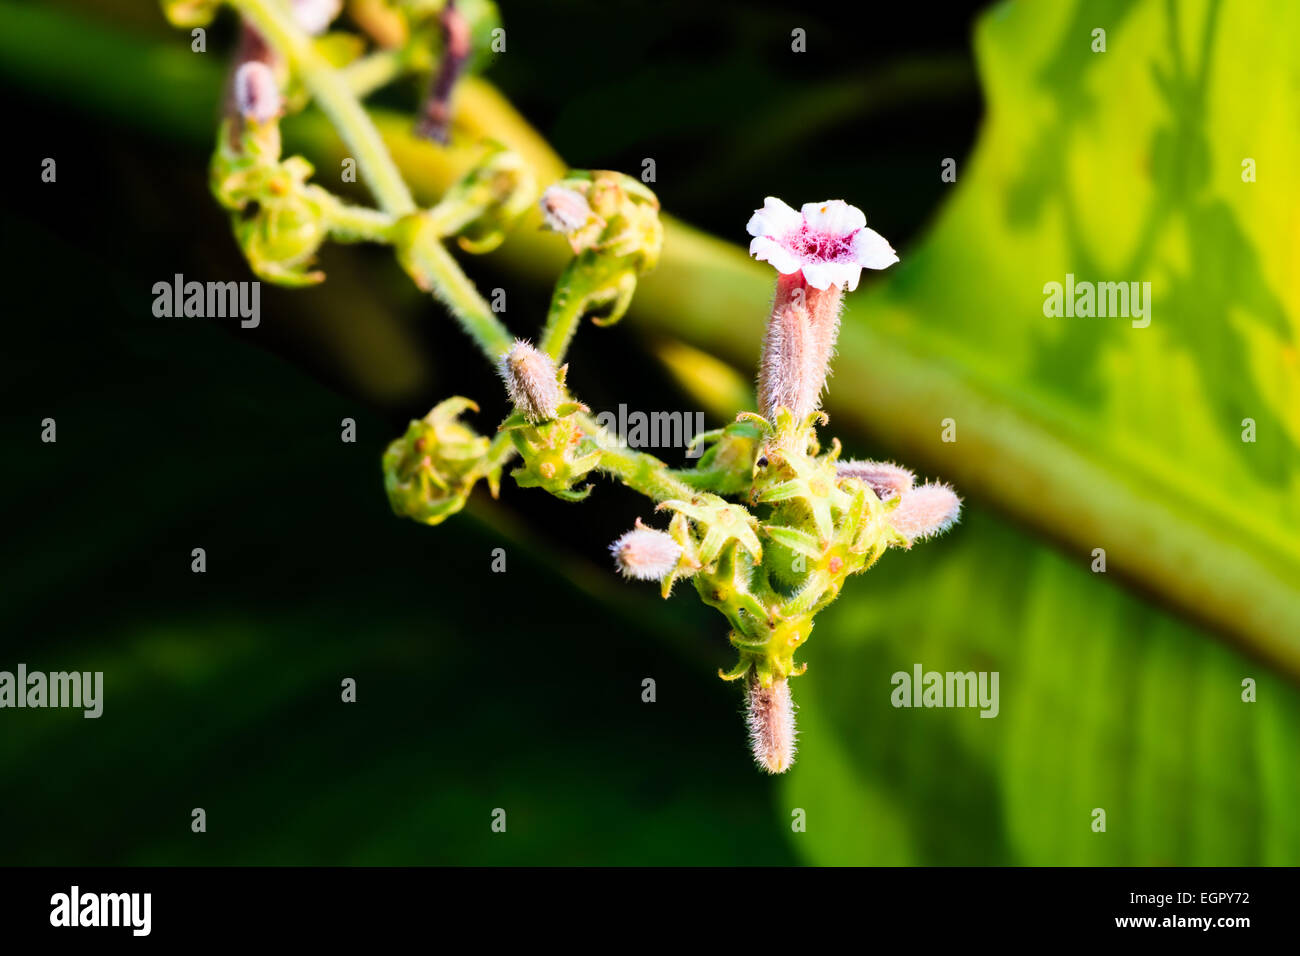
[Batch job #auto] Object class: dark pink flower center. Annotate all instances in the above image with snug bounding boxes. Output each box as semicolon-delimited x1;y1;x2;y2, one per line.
785;225;858;263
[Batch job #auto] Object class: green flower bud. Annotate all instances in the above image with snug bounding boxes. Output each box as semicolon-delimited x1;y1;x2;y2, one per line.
210;124;331;286
383;397;500;526
540;170;664;332
233;188;330;287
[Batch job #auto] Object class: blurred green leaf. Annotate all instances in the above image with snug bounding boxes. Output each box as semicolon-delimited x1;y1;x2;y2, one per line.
786;513;1300;864
781;0;1300;865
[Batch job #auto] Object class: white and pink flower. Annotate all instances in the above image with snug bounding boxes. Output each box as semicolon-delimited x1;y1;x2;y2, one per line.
747;197;897;291
749;197;898;419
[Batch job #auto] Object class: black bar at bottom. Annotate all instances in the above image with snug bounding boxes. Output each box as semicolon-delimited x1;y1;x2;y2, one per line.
0;866;1281;942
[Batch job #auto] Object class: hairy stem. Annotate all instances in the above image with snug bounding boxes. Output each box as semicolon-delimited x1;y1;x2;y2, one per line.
538;284;586;362
397;225;515;358
232;0;415;215
321;195;400;243
579;414;697;502
232;0;514;360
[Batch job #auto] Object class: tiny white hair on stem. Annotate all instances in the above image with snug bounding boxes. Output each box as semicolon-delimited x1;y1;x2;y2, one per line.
746;676;797;773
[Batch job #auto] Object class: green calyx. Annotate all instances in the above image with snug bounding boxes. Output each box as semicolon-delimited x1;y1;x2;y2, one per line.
667;408;909;687
499;402;602;502
383;397;502;525
538;170;664;359
211;120;333;286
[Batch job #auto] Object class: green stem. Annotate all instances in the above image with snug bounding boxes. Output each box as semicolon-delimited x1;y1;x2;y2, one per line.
233;0;415;216
322;195;399;243
538;280;586;362
341;34;438;99
424;200;486;240
482;429;518;471
398;225;515;359
579;414;697;502
232;0;515;363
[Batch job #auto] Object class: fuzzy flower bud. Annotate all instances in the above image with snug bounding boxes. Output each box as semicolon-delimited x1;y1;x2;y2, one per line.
888;482;962;543
499;339;562;422
233;61;281;124
610;521;681;581
836;459;914;501
539;185;604;246
746;676;797;774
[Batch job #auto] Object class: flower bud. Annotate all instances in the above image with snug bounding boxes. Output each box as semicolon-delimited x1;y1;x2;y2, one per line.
888;482;961;543
234;61;281;124
539;185;603;248
610;522;681;581
836;459;914;501
746;676;797;774
415;0;472;142
499;339;562;422
383;396;498;526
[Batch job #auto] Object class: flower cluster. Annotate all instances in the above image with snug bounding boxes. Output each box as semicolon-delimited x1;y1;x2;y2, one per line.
597;198;957;774
166;1;958;776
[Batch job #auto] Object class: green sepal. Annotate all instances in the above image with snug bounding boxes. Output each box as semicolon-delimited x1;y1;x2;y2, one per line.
382;396;501;526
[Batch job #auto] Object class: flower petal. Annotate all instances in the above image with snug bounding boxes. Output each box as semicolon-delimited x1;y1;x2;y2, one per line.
749;235;802;274
747;197;803;238
851;226;899;270
800;199;866;237
802;260;859;291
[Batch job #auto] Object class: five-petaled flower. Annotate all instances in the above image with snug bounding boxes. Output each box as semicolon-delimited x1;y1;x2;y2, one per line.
747;198;897;291
748;198;899;420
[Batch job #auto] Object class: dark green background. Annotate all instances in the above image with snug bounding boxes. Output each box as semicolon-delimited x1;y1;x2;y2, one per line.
2;0;1297;865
